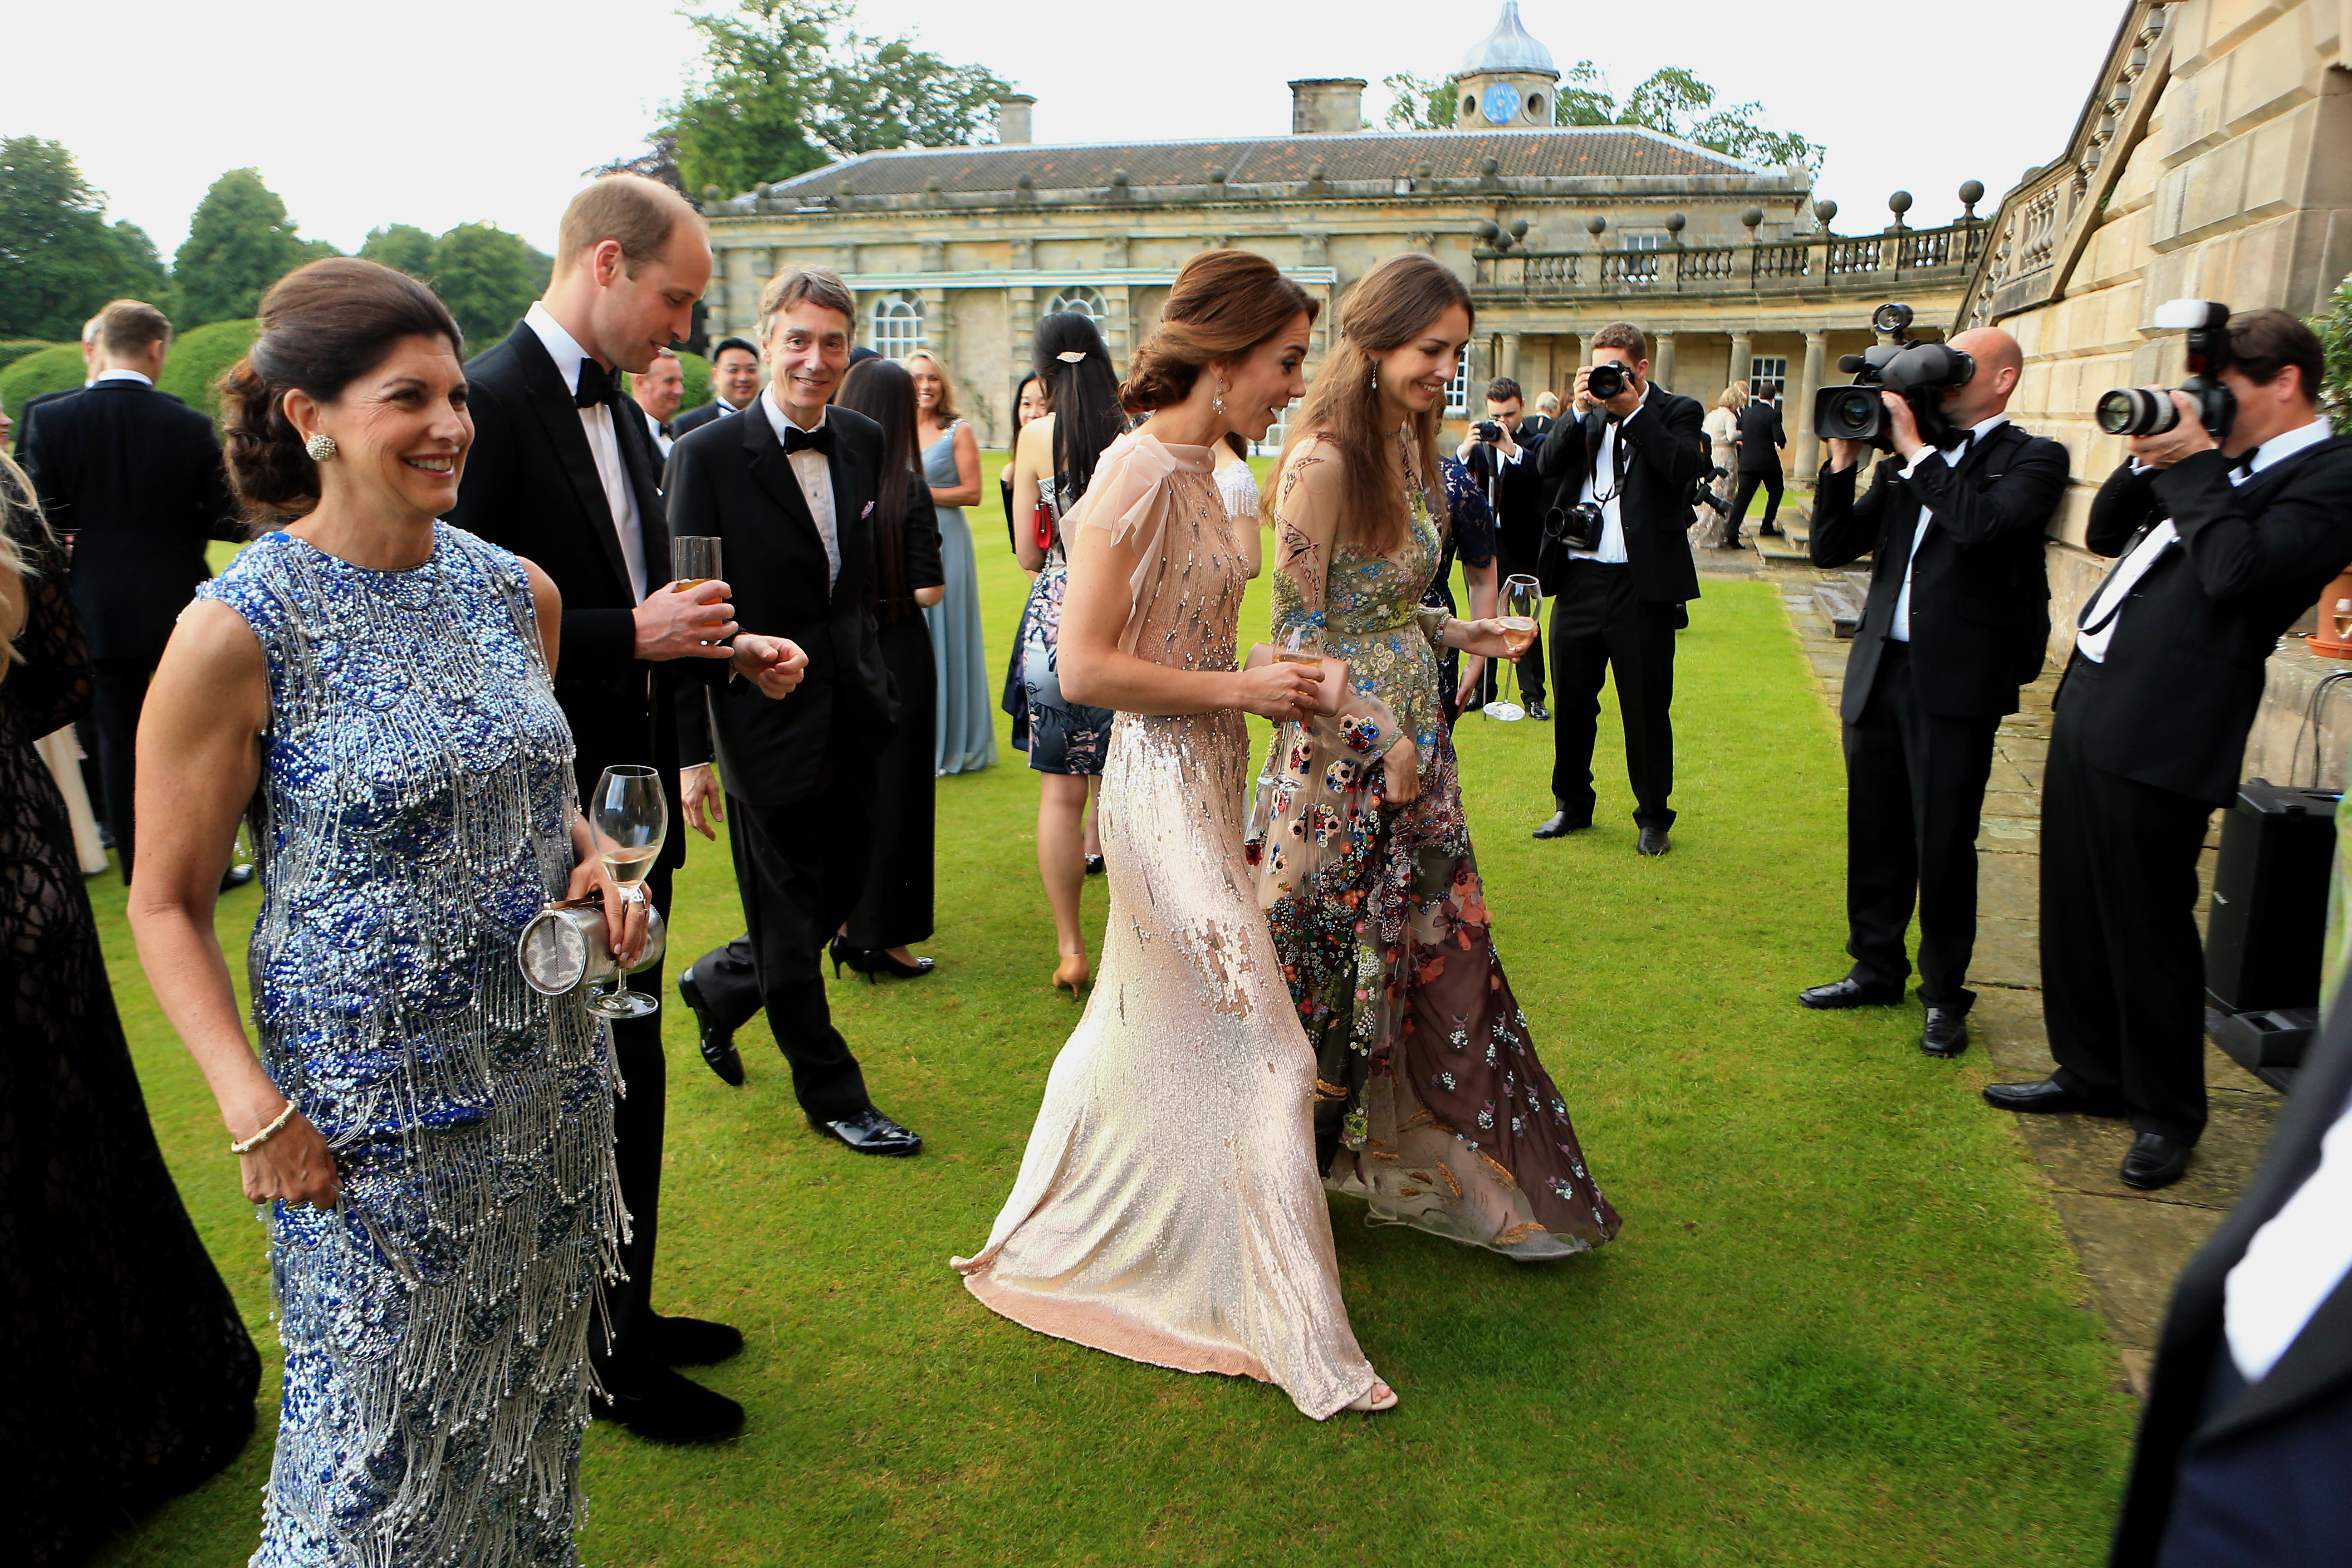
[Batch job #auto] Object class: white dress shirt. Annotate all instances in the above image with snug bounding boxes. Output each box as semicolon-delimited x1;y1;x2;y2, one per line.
92;368;153;388
524;301;647;602
761;386;840;587
1889;415;2005;642
2226;1091;2352;1381
2076;416;2334;663
1568;406;1642;565
643;408;673;461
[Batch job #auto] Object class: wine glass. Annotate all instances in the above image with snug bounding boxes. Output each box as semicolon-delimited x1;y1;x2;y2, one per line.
1484;575;1542;722
587;764;666;1019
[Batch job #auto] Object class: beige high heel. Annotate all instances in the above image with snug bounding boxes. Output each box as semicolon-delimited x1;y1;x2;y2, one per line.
1346;1380;1399;1413
1052;954;1091;995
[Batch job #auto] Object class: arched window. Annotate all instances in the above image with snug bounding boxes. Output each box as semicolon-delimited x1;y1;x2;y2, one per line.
870;291;923;359
1046;286;1107;320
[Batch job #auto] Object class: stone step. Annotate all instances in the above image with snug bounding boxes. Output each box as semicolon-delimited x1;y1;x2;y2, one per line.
1814;583;1863;637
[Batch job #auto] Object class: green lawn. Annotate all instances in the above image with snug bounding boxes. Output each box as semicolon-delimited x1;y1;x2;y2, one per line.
96;461;2134;1565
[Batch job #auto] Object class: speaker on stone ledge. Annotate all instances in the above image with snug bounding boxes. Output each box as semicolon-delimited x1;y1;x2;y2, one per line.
2203;779;2340;1015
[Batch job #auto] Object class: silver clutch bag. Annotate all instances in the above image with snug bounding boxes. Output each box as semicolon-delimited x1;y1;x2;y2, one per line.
516;897;668;996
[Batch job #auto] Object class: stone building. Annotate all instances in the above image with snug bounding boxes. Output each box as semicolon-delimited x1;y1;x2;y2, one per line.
697;4;1986;473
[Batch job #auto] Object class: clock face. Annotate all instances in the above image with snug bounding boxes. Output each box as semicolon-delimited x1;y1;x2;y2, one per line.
1481;82;1522;124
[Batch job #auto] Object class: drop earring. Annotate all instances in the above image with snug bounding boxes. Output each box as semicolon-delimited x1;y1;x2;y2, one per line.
305;431;337;462
1212;372;1225;416
1367;359;1379;396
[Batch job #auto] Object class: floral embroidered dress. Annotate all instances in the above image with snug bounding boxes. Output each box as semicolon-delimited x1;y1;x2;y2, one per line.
1250;431;1619;1259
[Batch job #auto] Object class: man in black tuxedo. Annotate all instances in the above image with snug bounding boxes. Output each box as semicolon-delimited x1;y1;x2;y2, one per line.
445;173;801;1444
2109;994;2352;1565
10;311;104;457
667;266;924;1161
21;300;243;882
1798;328;2066;1058
632;348;684;461
1455;374;1547;717
671;335;761;438
1984;309;2352;1191
1531;321;1705;855
1729;391;1787;547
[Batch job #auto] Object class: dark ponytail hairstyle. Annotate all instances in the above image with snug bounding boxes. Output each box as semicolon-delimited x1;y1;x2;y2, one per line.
834;355;921;622
218;257;464;527
1031;312;1123;502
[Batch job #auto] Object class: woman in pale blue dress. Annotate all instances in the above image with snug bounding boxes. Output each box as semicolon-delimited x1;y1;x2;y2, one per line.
908;352;995;775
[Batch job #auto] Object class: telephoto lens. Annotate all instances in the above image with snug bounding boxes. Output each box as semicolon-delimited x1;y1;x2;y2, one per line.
1588;362;1631;402
2095;387;2179;437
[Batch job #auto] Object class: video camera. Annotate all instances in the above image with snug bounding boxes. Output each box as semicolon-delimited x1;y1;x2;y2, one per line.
1813;303;1974;452
2094;299;2235;440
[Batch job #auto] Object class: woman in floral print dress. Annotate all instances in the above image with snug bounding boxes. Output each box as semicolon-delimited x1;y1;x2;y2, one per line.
1248;253;1620;1260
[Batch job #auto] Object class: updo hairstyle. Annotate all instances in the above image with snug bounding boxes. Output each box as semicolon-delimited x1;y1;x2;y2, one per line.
219;257;464;524
1118;249;1318;416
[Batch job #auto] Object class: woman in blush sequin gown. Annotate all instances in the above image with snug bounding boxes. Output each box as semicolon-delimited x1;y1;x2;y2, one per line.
956;250;1396;1419
128;261;671;1567
1250;253;1620;1262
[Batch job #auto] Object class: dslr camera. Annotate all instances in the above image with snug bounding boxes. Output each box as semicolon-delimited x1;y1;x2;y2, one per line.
1586;361;1634;404
1813;303;1974;452
2094;299;2235;440
1473;419;1506;443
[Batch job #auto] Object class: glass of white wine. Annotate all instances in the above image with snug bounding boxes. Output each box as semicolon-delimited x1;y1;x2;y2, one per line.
587;764;665;1019
1484;575;1541;722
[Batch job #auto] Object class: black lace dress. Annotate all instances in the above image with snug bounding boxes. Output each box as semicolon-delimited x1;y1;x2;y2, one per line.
0;489;260;1562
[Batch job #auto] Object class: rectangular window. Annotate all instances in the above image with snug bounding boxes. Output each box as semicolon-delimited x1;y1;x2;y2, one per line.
1445;358;1469;417
1749;355;1789;407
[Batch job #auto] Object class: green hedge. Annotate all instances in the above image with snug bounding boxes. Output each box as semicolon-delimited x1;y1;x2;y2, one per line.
158;319;260;421
677;351;712;414
0;343;88;416
0;340;62;377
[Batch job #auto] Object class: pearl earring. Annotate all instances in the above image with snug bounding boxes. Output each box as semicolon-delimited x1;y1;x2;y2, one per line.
305;432;337;462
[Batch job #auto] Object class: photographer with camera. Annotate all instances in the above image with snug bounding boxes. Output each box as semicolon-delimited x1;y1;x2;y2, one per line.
1455;375;1548;716
1983;306;2352;1192
1531;322;1705;855
1800;323;2066;1058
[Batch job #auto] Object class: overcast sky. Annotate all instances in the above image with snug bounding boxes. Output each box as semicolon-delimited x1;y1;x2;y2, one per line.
9;0;2123;258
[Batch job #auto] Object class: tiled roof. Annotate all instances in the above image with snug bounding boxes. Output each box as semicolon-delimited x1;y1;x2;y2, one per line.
759;128;1765;201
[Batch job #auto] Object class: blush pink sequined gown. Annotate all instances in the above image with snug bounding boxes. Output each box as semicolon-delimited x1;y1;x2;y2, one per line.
953;433;1381;1420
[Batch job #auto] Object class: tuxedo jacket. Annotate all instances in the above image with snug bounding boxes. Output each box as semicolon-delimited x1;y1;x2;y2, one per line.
1734;400;1787;474
20;380;239;662
1461;429;1550;570
1809;422;2067;725
2110;997;2352;1565
444;322;682;865
665;402;918;808
670;398;744;440
2069;440;2352;806
1532;381;1706;603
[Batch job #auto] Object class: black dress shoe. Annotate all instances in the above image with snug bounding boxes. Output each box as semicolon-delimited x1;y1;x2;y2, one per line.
598;1366;744;1443
1921;1006;1969;1058
1085;853;1106;877
810;1106;922;1156
1525;701;1550;721
1533;808;1592;839
2121;1132;2192;1191
867;952;937;982
220;862;256;893
676;968;744;1087
1636;825;1671;857
656;1314;744;1367
1981;1078;2127;1117
1797;976;1905;1009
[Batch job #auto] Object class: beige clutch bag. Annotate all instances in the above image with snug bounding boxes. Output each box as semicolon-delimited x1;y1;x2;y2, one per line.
1243;643;1350;716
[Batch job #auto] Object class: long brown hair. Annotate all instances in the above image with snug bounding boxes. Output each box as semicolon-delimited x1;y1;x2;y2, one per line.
1120;249;1318;416
834;356;921;622
1276;252;1470;557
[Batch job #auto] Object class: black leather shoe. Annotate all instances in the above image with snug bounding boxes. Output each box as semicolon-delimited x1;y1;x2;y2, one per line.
676;968;744;1087
867;951;936;981
1981;1078;2127;1117
1797;976;1905;1009
598;1366;744;1443
1085;853;1106;877
220;862;256;893
810;1107;922;1156
1533;807;1592;839
1525;701;1550;721
2121;1132;2193;1190
1921;1006;1969;1058
1636;825;1671;857
656;1314;743;1367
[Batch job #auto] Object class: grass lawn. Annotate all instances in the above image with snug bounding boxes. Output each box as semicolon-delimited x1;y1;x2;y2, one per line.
93;456;2134;1565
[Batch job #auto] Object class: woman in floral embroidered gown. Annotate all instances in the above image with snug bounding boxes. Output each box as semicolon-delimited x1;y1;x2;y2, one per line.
1250;252;1621;1260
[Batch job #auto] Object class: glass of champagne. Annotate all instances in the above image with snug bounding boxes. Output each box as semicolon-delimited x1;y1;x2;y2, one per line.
1483;576;1541;722
671;536;722;594
587;764;665;1019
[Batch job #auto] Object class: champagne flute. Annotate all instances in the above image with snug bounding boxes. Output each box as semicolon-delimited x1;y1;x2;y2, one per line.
1483;576;1541;723
587;764;666;1019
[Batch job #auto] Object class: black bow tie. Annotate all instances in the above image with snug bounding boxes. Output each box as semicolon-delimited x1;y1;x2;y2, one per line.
573;359;615;409
782;421;833;456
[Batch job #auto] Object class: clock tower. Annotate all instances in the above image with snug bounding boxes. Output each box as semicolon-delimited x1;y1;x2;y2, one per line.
1452;1;1559;129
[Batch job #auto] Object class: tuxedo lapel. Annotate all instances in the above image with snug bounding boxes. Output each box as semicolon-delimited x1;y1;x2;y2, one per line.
740;402;828;564
610;387;670;586
507;325;633;597
825;426;871;604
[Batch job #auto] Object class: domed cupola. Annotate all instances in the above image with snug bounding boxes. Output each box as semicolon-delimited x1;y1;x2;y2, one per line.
1452;2;1561;128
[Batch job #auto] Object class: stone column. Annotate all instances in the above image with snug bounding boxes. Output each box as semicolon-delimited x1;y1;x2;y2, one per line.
1557;332;1581;386
1794;329;1828;477
1501;333;1523;383
1651;330;1677;393
1102;284;1133;364
920;285;951;368
1729;329;1753;392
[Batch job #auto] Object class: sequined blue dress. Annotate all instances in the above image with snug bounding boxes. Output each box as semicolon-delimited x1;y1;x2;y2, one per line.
197;523;619;1568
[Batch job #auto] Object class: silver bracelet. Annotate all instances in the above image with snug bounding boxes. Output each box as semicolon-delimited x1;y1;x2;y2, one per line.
230;1100;298;1155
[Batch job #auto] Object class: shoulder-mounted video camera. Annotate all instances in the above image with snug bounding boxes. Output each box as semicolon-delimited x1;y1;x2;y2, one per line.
2094;299;2236;440
1813;303;1974;453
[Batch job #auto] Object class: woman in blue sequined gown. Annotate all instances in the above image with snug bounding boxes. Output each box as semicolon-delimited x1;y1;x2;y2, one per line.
129;261;652;1567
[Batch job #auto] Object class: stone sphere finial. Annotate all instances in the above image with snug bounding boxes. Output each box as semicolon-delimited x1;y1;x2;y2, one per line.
1664;212;1686;234
1509;217;1530;239
1740;206;1765;230
1959;179;1984;207
1813;198;1839;225
701;184;722;202
1482;156;1500;176
1888;190;1914;216
1585;213;1608;235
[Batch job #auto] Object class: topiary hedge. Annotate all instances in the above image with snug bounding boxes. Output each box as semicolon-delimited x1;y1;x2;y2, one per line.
0;343;88;416
0;340;62;377
677;351;712;414
158;319;260;422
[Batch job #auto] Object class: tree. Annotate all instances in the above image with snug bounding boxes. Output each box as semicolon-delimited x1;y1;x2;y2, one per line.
430;222;538;347
360;223;437;280
1382;73;1455;132
1377;59;1822;173
0;137;161;339
174;169;313;327
661;0;1010;197
2314;274;2352;436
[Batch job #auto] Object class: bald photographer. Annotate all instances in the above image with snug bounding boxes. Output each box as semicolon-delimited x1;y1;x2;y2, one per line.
1982;306;2352;1192
1800;323;2067;1059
